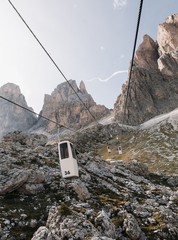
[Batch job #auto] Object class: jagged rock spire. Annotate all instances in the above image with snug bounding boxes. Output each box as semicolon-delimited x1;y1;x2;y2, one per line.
79;80;88;94
34;80;109;131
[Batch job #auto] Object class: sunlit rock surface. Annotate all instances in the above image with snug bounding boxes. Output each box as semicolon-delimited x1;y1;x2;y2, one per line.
32;80;110;132
157;14;178;55
114;14;178;125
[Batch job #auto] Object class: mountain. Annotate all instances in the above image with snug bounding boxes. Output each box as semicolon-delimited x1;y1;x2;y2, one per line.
114;14;178;125
0;14;177;240
32;80;110;132
0;83;37;139
0;80;110;139
0;111;177;239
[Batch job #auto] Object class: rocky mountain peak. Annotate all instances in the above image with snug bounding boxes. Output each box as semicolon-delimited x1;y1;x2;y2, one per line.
157;14;178;55
134;34;159;72
0;82;21;97
33;80;110;132
114;14;178;125
51;80;79;102
157;14;178;76
0;80;110;138
79;80;88;94
0;83;37;139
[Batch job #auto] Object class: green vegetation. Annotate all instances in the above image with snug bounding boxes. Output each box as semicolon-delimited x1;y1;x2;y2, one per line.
112;216;124;228
57;203;72;216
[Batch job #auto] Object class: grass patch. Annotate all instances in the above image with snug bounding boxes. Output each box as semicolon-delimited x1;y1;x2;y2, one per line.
57;203;72;216
95;128;178;175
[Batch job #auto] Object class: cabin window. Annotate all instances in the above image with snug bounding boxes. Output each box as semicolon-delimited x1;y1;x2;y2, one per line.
70;143;76;159
60;143;69;159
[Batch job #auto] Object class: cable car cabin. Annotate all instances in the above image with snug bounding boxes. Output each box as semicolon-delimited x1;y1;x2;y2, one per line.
58;141;79;178
118;146;122;155
107;146;111;153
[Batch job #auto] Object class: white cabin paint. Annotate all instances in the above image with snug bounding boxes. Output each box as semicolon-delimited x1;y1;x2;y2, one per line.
58;141;79;178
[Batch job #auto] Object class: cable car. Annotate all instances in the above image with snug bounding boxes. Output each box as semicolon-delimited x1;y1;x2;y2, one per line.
58;140;79;178
107;146;111;153
118;146;122;155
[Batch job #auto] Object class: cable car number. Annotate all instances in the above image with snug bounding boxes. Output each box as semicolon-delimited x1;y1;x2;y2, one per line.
64;170;71;175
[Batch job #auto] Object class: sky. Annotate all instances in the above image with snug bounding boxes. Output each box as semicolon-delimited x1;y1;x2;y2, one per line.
0;0;177;113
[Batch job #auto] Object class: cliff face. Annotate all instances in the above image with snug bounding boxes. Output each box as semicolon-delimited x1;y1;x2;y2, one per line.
34;80;110;132
0;83;37;139
114;14;178;125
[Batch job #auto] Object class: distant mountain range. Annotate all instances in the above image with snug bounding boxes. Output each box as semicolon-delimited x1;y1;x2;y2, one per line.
0;14;177;139
0;80;110;139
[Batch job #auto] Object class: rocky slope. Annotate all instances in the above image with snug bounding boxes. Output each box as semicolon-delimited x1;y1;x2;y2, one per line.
32;80;110;133
114;14;178;125
97;108;178;176
0;83;37;139
0;117;177;239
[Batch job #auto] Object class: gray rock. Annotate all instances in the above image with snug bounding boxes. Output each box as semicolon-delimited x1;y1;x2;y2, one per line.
71;179;91;200
31;226;53;240
123;213;142;240
44;206;99;239
1;169;30;194
95;210;115;238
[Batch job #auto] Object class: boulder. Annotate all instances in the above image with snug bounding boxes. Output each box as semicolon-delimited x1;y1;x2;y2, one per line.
123;213;142;240
71;179;91;200
95;210;115;239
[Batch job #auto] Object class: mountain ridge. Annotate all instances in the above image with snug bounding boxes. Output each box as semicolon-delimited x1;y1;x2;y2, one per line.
0;14;178;138
114;14;178;125
0;80;110;139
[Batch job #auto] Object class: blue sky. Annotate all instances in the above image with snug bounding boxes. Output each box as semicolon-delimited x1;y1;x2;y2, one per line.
0;0;177;113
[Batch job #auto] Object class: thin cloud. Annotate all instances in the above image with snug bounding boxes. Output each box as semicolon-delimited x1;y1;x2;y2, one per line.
87;70;128;83
113;0;127;9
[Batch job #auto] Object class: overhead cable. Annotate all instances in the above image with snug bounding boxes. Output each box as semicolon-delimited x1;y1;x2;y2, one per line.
0;95;76;133
8;0;99;125
121;0;144;126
